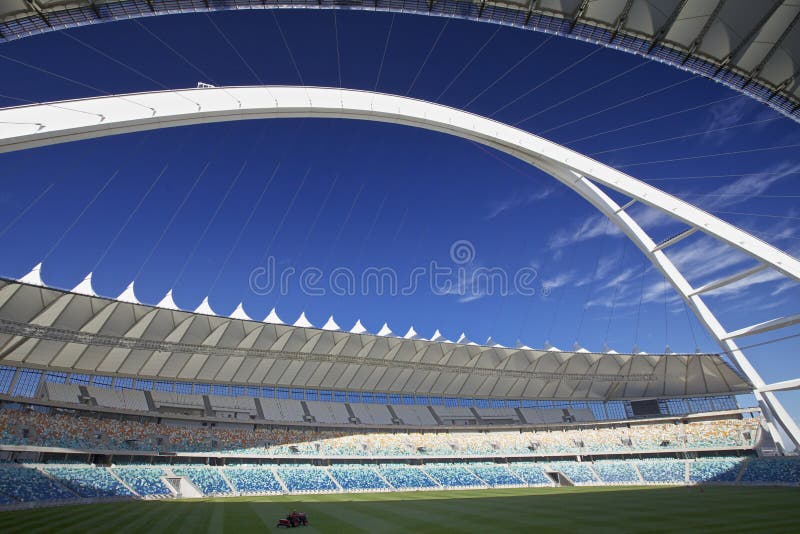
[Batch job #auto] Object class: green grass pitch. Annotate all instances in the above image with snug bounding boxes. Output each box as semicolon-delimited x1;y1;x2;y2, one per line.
1;486;798;533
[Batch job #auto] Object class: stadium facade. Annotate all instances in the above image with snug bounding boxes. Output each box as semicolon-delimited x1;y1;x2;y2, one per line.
0;3;798;508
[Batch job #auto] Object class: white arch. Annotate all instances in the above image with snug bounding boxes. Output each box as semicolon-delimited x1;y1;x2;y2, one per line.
1;85;798;448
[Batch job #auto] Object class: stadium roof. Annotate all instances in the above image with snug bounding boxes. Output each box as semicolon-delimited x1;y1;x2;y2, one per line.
0;276;752;400
0;1;798;122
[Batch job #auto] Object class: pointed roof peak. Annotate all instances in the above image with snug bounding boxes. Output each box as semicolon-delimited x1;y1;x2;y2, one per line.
194;296;216;316
403;326;418;339
294;312;313;328
19;262;44;286
322;315;340;331
377;323;392;336
72;272;96;297
117;281;140;304
157;289;179;310
229;302;251;320
350;319;368;334
263;308;283;324
430;329;449;342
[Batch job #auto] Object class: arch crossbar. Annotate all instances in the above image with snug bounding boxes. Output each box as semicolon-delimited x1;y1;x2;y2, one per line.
0;85;798;448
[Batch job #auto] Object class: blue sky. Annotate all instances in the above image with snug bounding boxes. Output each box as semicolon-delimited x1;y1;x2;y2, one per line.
0;11;798;418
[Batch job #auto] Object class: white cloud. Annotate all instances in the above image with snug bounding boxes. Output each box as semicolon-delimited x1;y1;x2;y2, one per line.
548;213;622;249
485;187;553;220
694;161;800;212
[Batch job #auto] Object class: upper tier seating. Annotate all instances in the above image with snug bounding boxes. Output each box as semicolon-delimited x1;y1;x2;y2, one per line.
306;401;350;425
350;404;393;425
0;407;762;457
258;399;305;423
44;383;80;404
392;405;436;426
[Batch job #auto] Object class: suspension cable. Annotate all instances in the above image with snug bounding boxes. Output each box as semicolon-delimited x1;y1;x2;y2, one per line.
90;165;169;273
60;31;201;111
492;47;604;118
333;11;342;87
0;183;54;240
539;75;700;135
603;243;629;347
632;259;647;352
208;163;280;295
436;25;502;102
406;19;449;95
271;12;304;85
205;13;263;85
589;115;783;156
574;218;611;345
463;35;552;109
40;135;149;263
563;95;741;145
618;142;800;168
644;169;800;182
515;60;650;126
171;161;248;289
374;13;395;91
260;168;312;262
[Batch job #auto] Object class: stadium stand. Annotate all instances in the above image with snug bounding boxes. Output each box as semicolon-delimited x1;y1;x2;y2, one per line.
689;458;744;483
0;465;74;502
328;466;389;491
548;462;598;484
44;466;133;498
591;461;640;484
741;458;800;485
276;466;337;492
223;466;282;494
635;460;686;483
507;463;553;486
112;467;171;496
172;467;231;495
468;463;525;487
376;466;437;489
422;464;485;488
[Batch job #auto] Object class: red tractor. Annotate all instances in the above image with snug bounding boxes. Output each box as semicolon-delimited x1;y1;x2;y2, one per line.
277;511;308;528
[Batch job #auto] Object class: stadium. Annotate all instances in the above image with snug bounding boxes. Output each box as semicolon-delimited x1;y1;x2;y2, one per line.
0;1;799;532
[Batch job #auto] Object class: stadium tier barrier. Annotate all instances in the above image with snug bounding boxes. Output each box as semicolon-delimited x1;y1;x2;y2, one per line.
0;458;798;505
0;408;762;457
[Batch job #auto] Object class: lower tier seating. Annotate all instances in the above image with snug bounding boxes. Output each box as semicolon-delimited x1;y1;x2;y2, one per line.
376;466;437;489
423;465;485;488
741;458;800;484
224;466;282;493
0;458;797;505
328;466;389;490
276;466;337;492
172;467;231;495
112;467;171;496
44;466;133;498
